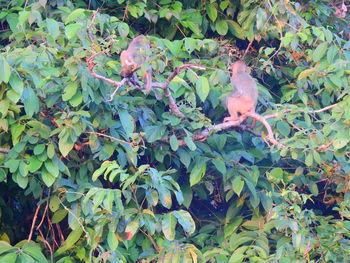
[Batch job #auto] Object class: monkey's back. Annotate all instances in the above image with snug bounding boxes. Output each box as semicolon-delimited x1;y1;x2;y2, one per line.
230;73;258;107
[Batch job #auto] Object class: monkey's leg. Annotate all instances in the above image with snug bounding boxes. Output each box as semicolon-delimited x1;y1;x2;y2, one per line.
143;68;152;93
224;110;238;122
130;72;141;87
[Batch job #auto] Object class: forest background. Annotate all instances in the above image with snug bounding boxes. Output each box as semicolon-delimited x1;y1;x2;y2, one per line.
0;0;350;262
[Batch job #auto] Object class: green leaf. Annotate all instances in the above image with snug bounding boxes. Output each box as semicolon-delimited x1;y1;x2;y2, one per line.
305;153;313;167
69;92;83;107
6;89;20;104
34;144;45;155
14;172;28;189
55;227;83;255
0;241;15;255
164;39;183;56
47;143;55;159
256;7;267;31
276;121;291;136
232;176;244;196
190;161;206;186
162;212;177;241
52;209;68;223
333;139;348;150
196;76;210;102
118;23;129;38
144;125;166;143
118;109;135;138
312;42;328;62
5;159;20;173
92;190;106;212
59;135;74;157
212;159;226;175
0;253;17;263
185;136;196;151
22;243;49;263
62;82;78;101
184;38;197;53
228;252;244;263
49;195;60;212
18;161;28;177
9;73;24;96
327;45;338;63
44;160;59;177
169;134;179;151
0;55;11;83
91;162;109;181
65;9;86;24
173;210;195;235
227;20;245;40
0;169;6;182
23;87;39;118
215;20;228;36
225;218;243;240
107;232;119;250
125;221;139;238
41;168;56;187
207;4;218;22
46;18;59;40
268;167;283;183
28;156;42;173
65;23;83;40
308;181;319;196
11;123;25;145
298;69;315;80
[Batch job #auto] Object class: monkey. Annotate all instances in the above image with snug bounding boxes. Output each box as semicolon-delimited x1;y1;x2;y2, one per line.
120;35;152;92
224;61;258;126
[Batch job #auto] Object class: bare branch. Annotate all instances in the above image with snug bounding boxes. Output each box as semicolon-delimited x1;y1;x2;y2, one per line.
245;112;284;148
83;131;137;147
160;64;206;119
166;112;284;148
28;201;42;242
310;103;338;113
0;148;10;154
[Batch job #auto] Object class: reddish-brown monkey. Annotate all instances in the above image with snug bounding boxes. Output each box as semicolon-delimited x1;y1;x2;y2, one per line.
120;35;152;92
224;61;258;124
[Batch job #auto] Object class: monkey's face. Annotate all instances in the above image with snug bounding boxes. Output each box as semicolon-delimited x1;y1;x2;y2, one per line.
231;61;248;74
120;50;140;77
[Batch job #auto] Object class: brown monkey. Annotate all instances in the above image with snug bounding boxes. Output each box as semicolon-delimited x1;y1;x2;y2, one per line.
120;35;152;92
224;61;258;125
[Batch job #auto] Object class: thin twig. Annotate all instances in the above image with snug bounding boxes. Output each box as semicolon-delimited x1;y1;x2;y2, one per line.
36;201;49;230
310;103;338;113
38;229;53;262
316;140;334;152
139;228;160;252
83;131;136;147
161;64;206;119
28;202;42;242
242;39;254;60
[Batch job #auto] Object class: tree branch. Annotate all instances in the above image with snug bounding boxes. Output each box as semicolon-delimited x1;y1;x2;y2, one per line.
159;64;204;119
0;148;10;153
169;112;284;148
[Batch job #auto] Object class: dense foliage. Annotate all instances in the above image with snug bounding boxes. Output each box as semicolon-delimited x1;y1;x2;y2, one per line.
0;0;350;262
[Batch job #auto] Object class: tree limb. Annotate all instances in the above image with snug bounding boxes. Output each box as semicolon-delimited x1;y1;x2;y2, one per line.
170;112;284;148
0;148;10;154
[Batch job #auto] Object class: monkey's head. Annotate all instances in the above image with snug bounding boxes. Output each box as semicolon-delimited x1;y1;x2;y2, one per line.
120;50;140;77
231;61;248;74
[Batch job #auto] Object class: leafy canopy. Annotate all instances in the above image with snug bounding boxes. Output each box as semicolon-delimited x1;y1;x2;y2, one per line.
0;0;349;262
